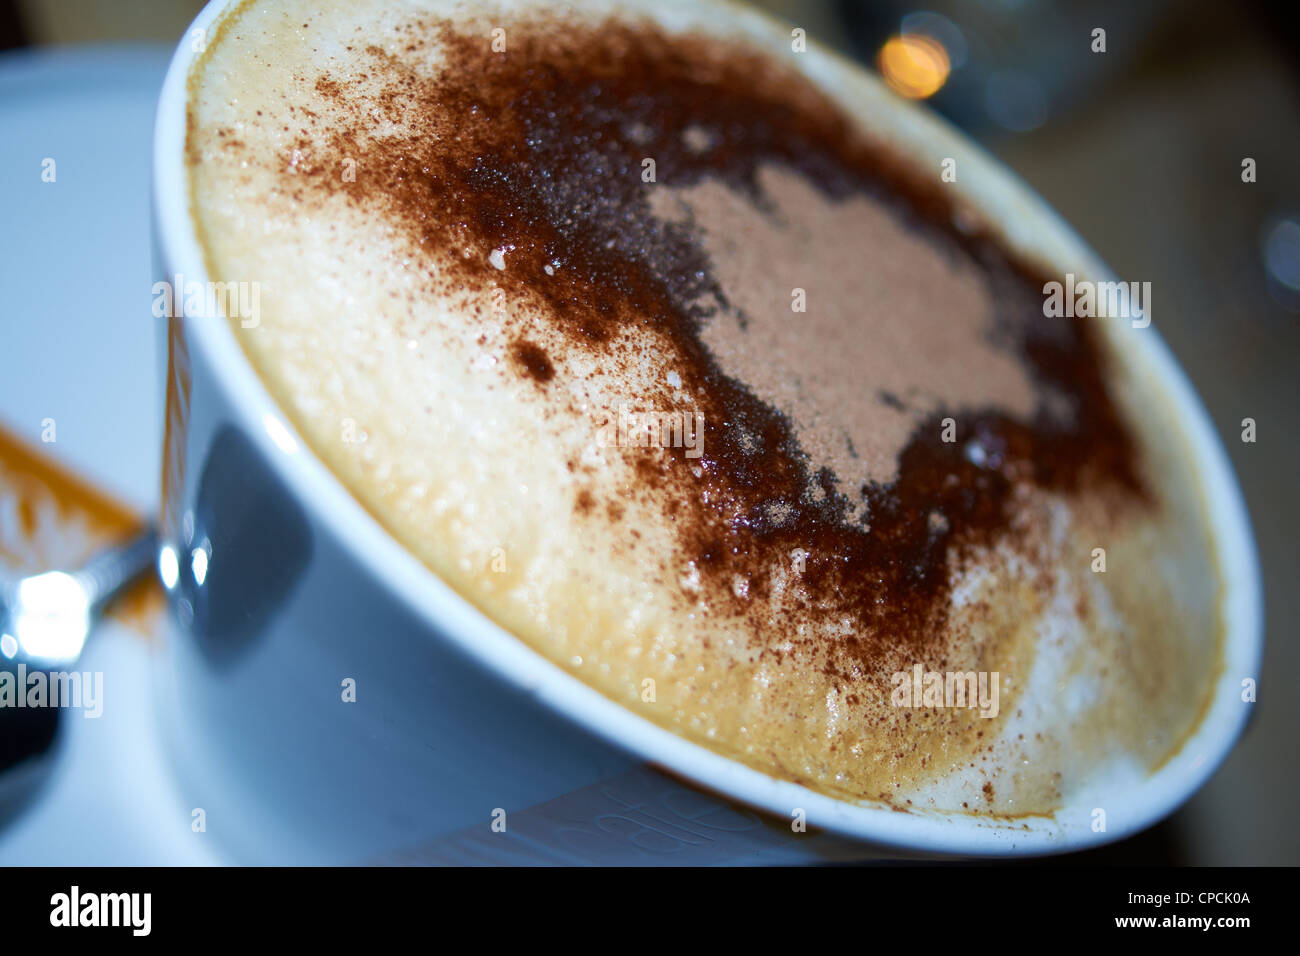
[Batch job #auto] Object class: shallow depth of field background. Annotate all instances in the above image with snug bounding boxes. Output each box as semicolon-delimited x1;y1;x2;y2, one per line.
2;0;1294;865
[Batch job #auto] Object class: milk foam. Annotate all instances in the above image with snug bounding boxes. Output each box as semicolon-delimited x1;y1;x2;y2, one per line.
185;0;1223;815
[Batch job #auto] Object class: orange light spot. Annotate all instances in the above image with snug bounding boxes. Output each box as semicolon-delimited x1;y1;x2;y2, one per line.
877;34;951;100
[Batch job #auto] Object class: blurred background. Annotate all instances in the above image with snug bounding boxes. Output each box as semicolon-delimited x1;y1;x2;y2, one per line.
0;0;1295;865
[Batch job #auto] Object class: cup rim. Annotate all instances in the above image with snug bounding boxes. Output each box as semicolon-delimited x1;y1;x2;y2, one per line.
155;0;1263;857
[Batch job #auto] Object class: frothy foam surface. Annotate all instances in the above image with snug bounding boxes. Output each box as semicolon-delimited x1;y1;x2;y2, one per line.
186;0;1223;815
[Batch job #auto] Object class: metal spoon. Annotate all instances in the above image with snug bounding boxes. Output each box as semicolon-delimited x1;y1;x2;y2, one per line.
0;527;157;810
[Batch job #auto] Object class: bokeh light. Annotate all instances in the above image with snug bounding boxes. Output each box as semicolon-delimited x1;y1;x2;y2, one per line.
878;33;951;100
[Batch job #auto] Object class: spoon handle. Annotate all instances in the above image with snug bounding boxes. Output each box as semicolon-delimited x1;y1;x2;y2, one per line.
73;527;158;611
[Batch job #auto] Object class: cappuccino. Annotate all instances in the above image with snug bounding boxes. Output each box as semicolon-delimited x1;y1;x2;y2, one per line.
185;0;1222;815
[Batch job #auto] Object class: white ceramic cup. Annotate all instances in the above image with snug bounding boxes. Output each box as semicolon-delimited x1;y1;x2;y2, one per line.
151;0;1263;865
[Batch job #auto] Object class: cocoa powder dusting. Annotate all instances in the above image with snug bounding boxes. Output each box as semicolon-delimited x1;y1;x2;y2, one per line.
290;15;1148;670
510;339;555;385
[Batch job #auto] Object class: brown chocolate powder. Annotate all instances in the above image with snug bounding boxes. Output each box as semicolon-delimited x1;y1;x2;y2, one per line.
510;339;555;385
290;15;1148;671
